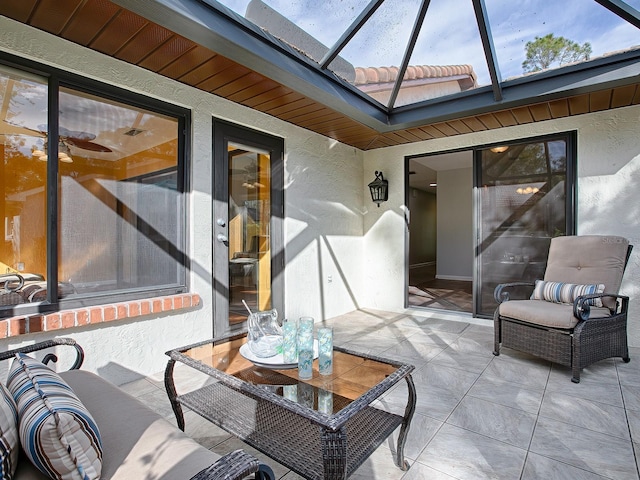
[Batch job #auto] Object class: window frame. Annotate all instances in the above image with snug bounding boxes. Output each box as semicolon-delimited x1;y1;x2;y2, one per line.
0;52;191;318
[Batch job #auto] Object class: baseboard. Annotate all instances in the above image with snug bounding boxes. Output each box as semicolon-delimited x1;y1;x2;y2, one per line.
436;275;472;282
409;261;436;269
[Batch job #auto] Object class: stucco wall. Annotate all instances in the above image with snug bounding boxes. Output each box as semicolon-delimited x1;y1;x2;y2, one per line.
0;17;365;383
364;104;640;345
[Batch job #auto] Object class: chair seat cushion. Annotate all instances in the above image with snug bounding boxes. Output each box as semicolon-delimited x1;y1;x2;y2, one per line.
12;370;222;480
543;235;629;310
499;299;611;329
60;370;221;480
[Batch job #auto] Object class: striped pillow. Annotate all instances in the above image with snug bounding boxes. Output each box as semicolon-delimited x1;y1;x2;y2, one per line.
7;353;102;480
0;383;19;480
531;280;605;307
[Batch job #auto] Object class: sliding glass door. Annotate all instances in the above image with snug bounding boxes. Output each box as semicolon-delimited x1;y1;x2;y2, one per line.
475;133;575;316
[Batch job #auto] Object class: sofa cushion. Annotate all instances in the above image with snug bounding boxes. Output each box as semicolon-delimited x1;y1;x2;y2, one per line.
6;354;102;480
0;383;19;479
59;370;222;480
530;280;605;307
499;299;611;329
544;235;629;310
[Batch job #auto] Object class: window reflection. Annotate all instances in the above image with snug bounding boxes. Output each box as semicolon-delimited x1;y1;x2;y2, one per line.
478;136;570;315
58;87;182;295
0;67;48;306
0;64;184;310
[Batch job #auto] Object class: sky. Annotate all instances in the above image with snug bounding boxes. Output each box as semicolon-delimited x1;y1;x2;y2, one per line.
215;0;640;85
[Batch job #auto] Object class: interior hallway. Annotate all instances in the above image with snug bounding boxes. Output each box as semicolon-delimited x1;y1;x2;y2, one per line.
409;264;473;313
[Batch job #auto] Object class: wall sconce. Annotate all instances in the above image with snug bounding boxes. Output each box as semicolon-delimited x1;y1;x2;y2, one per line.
368;171;388;207
516;186;540;195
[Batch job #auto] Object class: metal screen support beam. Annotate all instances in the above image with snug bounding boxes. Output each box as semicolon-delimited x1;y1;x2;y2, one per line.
387;0;431;109
320;0;386;69
472;0;502;102
594;0;640;29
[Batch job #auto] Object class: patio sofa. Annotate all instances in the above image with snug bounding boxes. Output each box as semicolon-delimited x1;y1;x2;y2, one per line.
1;273;76;304
0;338;274;480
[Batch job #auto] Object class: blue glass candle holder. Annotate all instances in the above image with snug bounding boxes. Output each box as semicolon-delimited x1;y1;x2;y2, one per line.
282;318;298;363
318;327;333;375
283;384;297;402
297;317;314;380
298;382;314;408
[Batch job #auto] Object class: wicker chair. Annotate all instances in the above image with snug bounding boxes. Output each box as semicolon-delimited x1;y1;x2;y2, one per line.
0;273;24;306
493;235;633;383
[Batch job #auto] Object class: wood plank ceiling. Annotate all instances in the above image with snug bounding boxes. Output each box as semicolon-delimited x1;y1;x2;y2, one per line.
2;0;640;151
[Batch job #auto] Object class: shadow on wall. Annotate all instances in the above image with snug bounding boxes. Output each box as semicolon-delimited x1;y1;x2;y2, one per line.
579;154;640;346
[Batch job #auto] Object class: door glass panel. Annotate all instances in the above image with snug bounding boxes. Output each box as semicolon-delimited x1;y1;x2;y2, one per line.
477;137;569;316
228;142;271;324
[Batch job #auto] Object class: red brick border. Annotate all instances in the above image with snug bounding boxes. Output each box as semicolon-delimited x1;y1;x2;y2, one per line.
0;293;200;339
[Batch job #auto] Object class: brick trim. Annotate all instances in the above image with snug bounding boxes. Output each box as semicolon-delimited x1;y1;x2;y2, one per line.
0;293;200;339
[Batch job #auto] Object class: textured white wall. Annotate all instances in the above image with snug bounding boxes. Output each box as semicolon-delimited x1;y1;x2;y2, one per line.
364;105;640;345
436;167;473;280
0;17;364;383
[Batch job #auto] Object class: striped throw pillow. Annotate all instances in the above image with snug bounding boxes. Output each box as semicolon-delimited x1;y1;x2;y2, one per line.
0;383;19;480
7;354;102;480
531;280;605;307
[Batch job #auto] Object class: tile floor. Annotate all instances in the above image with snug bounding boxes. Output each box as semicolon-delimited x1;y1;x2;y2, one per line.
119;309;640;480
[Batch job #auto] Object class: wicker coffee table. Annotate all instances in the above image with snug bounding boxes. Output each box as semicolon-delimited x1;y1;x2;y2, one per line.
165;332;416;480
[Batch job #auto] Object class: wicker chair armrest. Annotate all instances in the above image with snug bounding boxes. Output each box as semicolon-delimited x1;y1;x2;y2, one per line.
0;337;84;370
189;449;274;480
494;281;536;304
0;273;24;292
573;293;630;321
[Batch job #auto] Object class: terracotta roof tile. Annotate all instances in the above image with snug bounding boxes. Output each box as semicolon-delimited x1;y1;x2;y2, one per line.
354;64;477;86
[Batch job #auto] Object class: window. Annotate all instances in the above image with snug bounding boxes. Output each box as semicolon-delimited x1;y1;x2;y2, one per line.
0;61;189;315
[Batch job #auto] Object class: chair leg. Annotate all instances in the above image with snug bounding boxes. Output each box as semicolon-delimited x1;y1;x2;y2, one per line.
571;363;581;383
255;463;275;480
493;311;501;356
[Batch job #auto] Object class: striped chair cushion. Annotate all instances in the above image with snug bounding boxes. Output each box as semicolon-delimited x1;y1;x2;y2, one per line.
0;383;19;480
6;353;102;480
531;280;605;307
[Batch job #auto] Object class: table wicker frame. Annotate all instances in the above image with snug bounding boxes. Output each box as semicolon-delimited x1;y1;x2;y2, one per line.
165;333;416;480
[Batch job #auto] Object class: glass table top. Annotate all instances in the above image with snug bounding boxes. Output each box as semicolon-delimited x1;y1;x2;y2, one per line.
179;334;406;415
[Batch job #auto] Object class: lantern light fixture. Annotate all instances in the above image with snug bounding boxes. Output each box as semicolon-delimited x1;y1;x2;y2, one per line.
32;140;73;163
368;171;388;207
490;145;509;153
